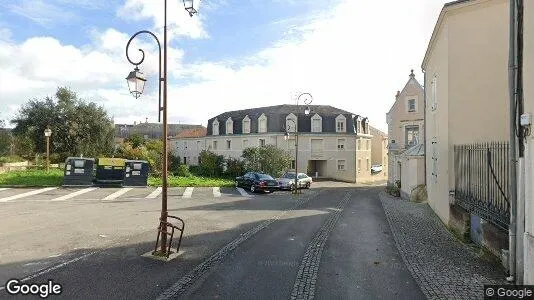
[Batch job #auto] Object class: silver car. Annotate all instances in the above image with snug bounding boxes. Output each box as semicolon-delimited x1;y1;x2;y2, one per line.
277;172;313;190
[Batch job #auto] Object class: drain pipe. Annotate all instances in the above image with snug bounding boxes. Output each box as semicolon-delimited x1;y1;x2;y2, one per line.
507;0;519;283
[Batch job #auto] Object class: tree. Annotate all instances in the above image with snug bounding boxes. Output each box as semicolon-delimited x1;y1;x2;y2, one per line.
242;145;291;177
126;133;146;149
11;87;115;161
0;120;12;156
199;150;224;176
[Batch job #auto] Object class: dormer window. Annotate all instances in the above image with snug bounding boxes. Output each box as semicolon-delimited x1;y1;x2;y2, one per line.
311;113;322;133
242;115;251;134
336;114;346;133
408;99;416;112
258;113;267;133
286;113;297;132
212;119;219;135
363;118;369;134
226;117;233;134
355;116;362;133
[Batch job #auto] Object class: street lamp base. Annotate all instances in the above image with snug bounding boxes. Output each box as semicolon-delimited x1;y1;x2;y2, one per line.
141;250;184;262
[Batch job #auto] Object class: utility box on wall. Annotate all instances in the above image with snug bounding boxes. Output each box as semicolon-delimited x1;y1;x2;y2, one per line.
63;157;95;186
123;160;149;187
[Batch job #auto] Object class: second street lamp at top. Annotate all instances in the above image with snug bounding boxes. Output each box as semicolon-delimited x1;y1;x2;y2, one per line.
44;127;52;172
125;0;199;257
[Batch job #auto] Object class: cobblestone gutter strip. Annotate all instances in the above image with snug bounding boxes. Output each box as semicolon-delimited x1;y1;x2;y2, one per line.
290;192;352;300
157;192;321;300
379;192;507;300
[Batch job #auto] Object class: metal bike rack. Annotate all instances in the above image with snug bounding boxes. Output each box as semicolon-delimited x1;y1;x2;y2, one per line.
153;215;185;258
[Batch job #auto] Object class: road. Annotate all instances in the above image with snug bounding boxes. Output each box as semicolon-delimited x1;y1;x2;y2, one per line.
0;183;425;299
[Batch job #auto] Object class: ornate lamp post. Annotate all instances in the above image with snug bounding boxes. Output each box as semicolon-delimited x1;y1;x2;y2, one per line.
291;93;312;194
44;127;52;172
125;0;199;256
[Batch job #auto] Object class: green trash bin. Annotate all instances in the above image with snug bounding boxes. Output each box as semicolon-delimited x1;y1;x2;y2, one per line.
62;157;95;186
123;160;149;187
95;158;126;186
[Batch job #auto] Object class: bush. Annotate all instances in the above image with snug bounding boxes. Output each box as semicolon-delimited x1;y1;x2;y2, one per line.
395;179;401;189
386;185;400;197
169;154;182;174
242;145;291;177
224;157;245;178
0;155;24;165
198;150;224;177
174;164;191;177
189;165;201;176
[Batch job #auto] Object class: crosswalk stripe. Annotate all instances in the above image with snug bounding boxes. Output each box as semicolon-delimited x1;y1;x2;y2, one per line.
50;187;98;201
213;187;221;197
146;187;162;199
102;188;133;200
182;187;194;198
236;187;251;197
0;187;58;203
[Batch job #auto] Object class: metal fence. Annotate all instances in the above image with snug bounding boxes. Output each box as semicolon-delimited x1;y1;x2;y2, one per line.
453;142;510;230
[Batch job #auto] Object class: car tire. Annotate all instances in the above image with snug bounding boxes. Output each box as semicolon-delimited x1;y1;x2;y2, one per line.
305;182;310;189
250;185;256;193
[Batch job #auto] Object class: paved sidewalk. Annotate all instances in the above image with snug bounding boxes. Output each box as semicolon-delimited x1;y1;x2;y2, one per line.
379;192;507;300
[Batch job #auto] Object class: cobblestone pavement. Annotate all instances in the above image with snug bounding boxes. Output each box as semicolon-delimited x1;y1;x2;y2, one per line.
379;192;508;300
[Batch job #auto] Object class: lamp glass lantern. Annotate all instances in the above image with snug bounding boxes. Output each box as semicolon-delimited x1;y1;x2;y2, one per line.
183;0;199;16
44;128;52;137
126;67;146;99
304;106;311;116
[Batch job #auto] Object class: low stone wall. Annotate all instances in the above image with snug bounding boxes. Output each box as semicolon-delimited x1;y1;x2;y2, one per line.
0;161;30;174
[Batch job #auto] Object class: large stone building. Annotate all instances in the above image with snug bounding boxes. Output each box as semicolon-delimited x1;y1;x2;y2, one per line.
171;104;377;182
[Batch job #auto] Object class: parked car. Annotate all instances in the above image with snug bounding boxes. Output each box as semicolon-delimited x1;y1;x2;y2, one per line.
276;172;313;190
235;172;279;193
371;164;383;173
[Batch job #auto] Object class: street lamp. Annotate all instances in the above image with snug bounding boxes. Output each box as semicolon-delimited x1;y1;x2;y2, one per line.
125;0;199;257
44;127;52;172
291;93;313;194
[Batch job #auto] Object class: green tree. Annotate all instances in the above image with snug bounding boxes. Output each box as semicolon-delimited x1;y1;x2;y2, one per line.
0;120;12;156
11;87;115;161
199;150;224;176
224;157;245;178
126;133;146;149
242;145;291;177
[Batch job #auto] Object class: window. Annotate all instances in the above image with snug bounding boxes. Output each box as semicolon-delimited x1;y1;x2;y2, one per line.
285;113;297;133
259;138;266;147
213;140;218;150
408;99;416;112
290;160;296;169
226;140;231;150
366;140;370;150
431;75;438;111
258;114;267;133
183;157;187;164
243;139;249;149
226;117;233;134
357;139;361;150
197;140;201;150
242;116;251;134
212;119;219;135
405;125;419;147
198;156;201;164
311;114;322;132
337;160;346;171
337;138;345;150
366;158;370;171
336;114;346;133
357;159;362;172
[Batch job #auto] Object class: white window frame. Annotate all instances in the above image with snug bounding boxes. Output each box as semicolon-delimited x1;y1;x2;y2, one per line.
357;159;362;173
357;139;361;150
336;114;346;133
311;113;322;133
259;138;266;147
366;139;370;150
212;119;219;135
286;113;297;133
337;159;346;171
242;115;251;134
431;75;438;111
407;98;416;113
226;117;233;134
337;138;345;150
258;113;267;133
213;140;218;150
366;158;370;171
226;140;231;150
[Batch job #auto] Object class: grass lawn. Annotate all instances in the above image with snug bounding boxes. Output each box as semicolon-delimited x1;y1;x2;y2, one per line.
0;169;235;187
0;169;64;186
148;175;235;187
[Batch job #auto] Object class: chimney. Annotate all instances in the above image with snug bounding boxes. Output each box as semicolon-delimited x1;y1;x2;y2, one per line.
409;69;415;79
134;121;137;125
145;117;148;123
396;91;400;98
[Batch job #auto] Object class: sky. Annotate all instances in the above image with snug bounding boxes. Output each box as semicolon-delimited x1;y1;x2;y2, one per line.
0;0;450;133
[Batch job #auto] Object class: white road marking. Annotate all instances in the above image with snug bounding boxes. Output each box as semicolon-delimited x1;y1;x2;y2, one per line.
146;187;162;199
236;187;251;197
50;187;98;201
0;188;10;192
213;187;221;197
102;188;133;200
0;187;57;203
182;187;194;198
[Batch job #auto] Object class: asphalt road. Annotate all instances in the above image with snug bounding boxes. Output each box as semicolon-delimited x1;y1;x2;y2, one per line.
0;183;424;299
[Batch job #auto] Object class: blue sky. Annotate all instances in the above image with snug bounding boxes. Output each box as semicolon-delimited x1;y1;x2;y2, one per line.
0;0;449;132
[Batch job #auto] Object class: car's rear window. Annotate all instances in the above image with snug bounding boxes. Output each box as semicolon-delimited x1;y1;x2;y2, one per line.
282;173;296;179
258;174;274;180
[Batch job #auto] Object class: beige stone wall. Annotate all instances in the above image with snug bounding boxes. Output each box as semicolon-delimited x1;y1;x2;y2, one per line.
523;0;534;285
400;156;425;199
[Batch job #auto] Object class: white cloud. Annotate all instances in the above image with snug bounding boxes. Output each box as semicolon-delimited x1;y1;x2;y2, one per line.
1;0;451;132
